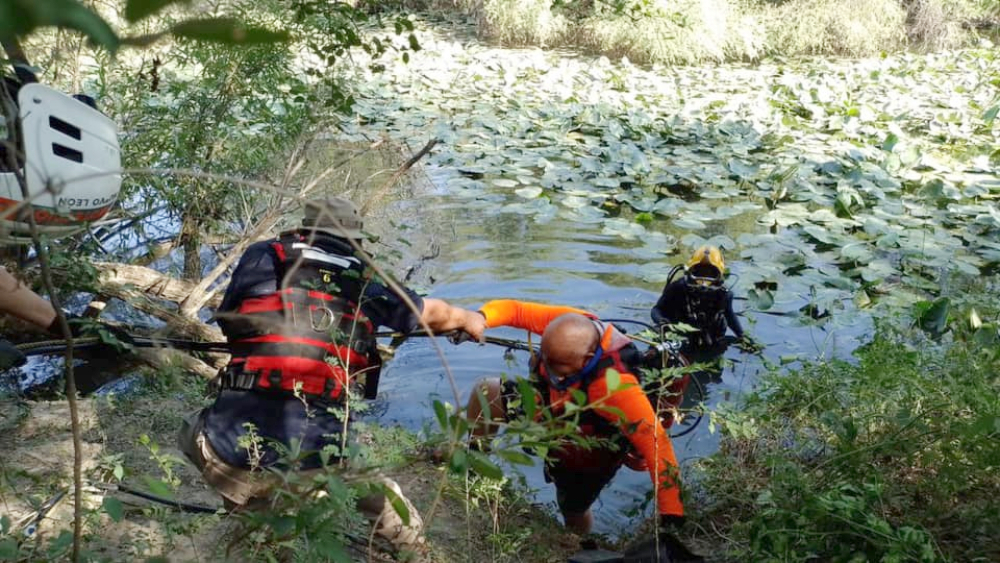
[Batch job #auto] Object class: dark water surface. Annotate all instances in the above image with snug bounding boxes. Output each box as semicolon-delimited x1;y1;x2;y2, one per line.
375;165;874;535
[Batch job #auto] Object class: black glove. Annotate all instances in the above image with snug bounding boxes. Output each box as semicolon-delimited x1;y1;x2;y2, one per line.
0;339;27;371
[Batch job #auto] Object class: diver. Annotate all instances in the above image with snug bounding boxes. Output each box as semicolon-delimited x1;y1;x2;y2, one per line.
651;246;759;365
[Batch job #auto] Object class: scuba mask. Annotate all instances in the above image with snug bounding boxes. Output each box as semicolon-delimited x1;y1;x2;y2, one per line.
543;345;604;391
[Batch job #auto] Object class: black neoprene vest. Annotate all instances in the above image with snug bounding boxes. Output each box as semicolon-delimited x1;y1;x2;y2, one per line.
220;232;380;402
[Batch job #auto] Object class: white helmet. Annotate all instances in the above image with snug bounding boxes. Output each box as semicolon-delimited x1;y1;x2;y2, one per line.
1;82;121;244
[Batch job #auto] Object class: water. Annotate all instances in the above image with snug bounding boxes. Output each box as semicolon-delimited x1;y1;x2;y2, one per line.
373;164;874;535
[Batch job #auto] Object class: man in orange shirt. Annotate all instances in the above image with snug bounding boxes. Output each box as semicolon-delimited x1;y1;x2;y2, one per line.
464;300;702;562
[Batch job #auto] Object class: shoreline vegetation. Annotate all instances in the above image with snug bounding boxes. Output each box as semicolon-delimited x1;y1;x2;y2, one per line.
367;0;1000;65
2;0;998;561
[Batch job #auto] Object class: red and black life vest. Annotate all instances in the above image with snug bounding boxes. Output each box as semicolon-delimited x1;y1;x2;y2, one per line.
220;233;379;403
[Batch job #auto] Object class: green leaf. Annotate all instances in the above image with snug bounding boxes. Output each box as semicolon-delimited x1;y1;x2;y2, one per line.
496;449;534;466
381;485;411;526
0;0;120;52
170;18;289;44
0;538;18;560
449;448;467;474
142;477;175;500
124;0;189;23
916;297;950;336
433;400;448;432
468;450;503;480
0;514;9;534
882;133;899;152
516;379;537;420
984;105;999;127
605;368;621;392
102;497;124;522
407;33;421;52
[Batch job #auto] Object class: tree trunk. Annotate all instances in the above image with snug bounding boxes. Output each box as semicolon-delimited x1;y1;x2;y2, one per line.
180;210;202;281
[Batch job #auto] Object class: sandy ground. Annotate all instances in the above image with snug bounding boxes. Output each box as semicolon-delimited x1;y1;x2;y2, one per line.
0;395;579;562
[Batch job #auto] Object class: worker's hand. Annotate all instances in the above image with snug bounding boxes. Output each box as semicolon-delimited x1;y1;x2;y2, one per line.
461;309;487;343
0;339;27;371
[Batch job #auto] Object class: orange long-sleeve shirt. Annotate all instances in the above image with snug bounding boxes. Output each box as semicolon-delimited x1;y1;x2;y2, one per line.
479;299;683;516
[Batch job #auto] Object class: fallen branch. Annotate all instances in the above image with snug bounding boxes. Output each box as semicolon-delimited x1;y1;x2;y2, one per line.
359;138;438;216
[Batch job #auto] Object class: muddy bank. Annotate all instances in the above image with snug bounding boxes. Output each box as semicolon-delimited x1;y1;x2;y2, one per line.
0;391;581;562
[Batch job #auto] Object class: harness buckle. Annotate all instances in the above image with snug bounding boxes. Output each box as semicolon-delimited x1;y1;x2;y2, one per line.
221;365;260;391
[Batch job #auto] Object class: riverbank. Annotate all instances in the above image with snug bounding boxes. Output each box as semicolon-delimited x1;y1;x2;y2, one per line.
0;377;582;562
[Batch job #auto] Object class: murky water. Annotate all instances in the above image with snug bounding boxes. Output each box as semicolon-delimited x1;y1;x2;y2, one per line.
375;164;874;535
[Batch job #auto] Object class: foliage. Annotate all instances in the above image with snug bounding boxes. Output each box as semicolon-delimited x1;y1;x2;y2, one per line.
106;4;313;277
694;296;1000;561
415;0;998;63
760;0;908;57
0;0;289;54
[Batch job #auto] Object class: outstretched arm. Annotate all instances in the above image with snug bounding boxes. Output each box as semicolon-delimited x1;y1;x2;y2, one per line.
0;267;57;330
479;299;589;335
420;298;487;341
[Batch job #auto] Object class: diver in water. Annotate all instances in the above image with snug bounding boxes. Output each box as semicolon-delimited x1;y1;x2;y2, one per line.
651;246;759;364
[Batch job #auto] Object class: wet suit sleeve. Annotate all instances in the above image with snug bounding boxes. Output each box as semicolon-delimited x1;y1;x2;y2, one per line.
651;281;684;326
479;300;590;335
216;241;279;333
724;291;743;337
588;373;684;517
359;281;425;333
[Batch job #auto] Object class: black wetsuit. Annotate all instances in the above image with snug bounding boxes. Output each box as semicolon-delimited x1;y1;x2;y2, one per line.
650;279;743;358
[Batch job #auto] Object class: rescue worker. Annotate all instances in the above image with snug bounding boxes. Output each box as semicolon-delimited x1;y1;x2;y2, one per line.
651;245;757;360
463;300;703;562
178;197;487;560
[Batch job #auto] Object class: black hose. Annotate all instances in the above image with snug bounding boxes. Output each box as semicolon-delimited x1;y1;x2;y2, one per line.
669;374;706;439
600;318;656;331
100;482;220;514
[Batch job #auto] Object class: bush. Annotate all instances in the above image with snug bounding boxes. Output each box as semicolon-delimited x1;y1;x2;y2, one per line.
904;0;980;50
576;0;764;65
694;307;1000;561
479;0;569;45
422;0;991;63
760;0;908;57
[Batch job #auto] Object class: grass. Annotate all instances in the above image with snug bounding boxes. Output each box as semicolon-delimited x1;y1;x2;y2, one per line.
690;291;1000;562
410;0;999;64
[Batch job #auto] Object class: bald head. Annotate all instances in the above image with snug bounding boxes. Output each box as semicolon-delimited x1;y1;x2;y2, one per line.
541;314;601;378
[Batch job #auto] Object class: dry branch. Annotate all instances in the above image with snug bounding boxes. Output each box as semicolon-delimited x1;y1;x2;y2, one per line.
359;139;438;216
91;261;222;309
